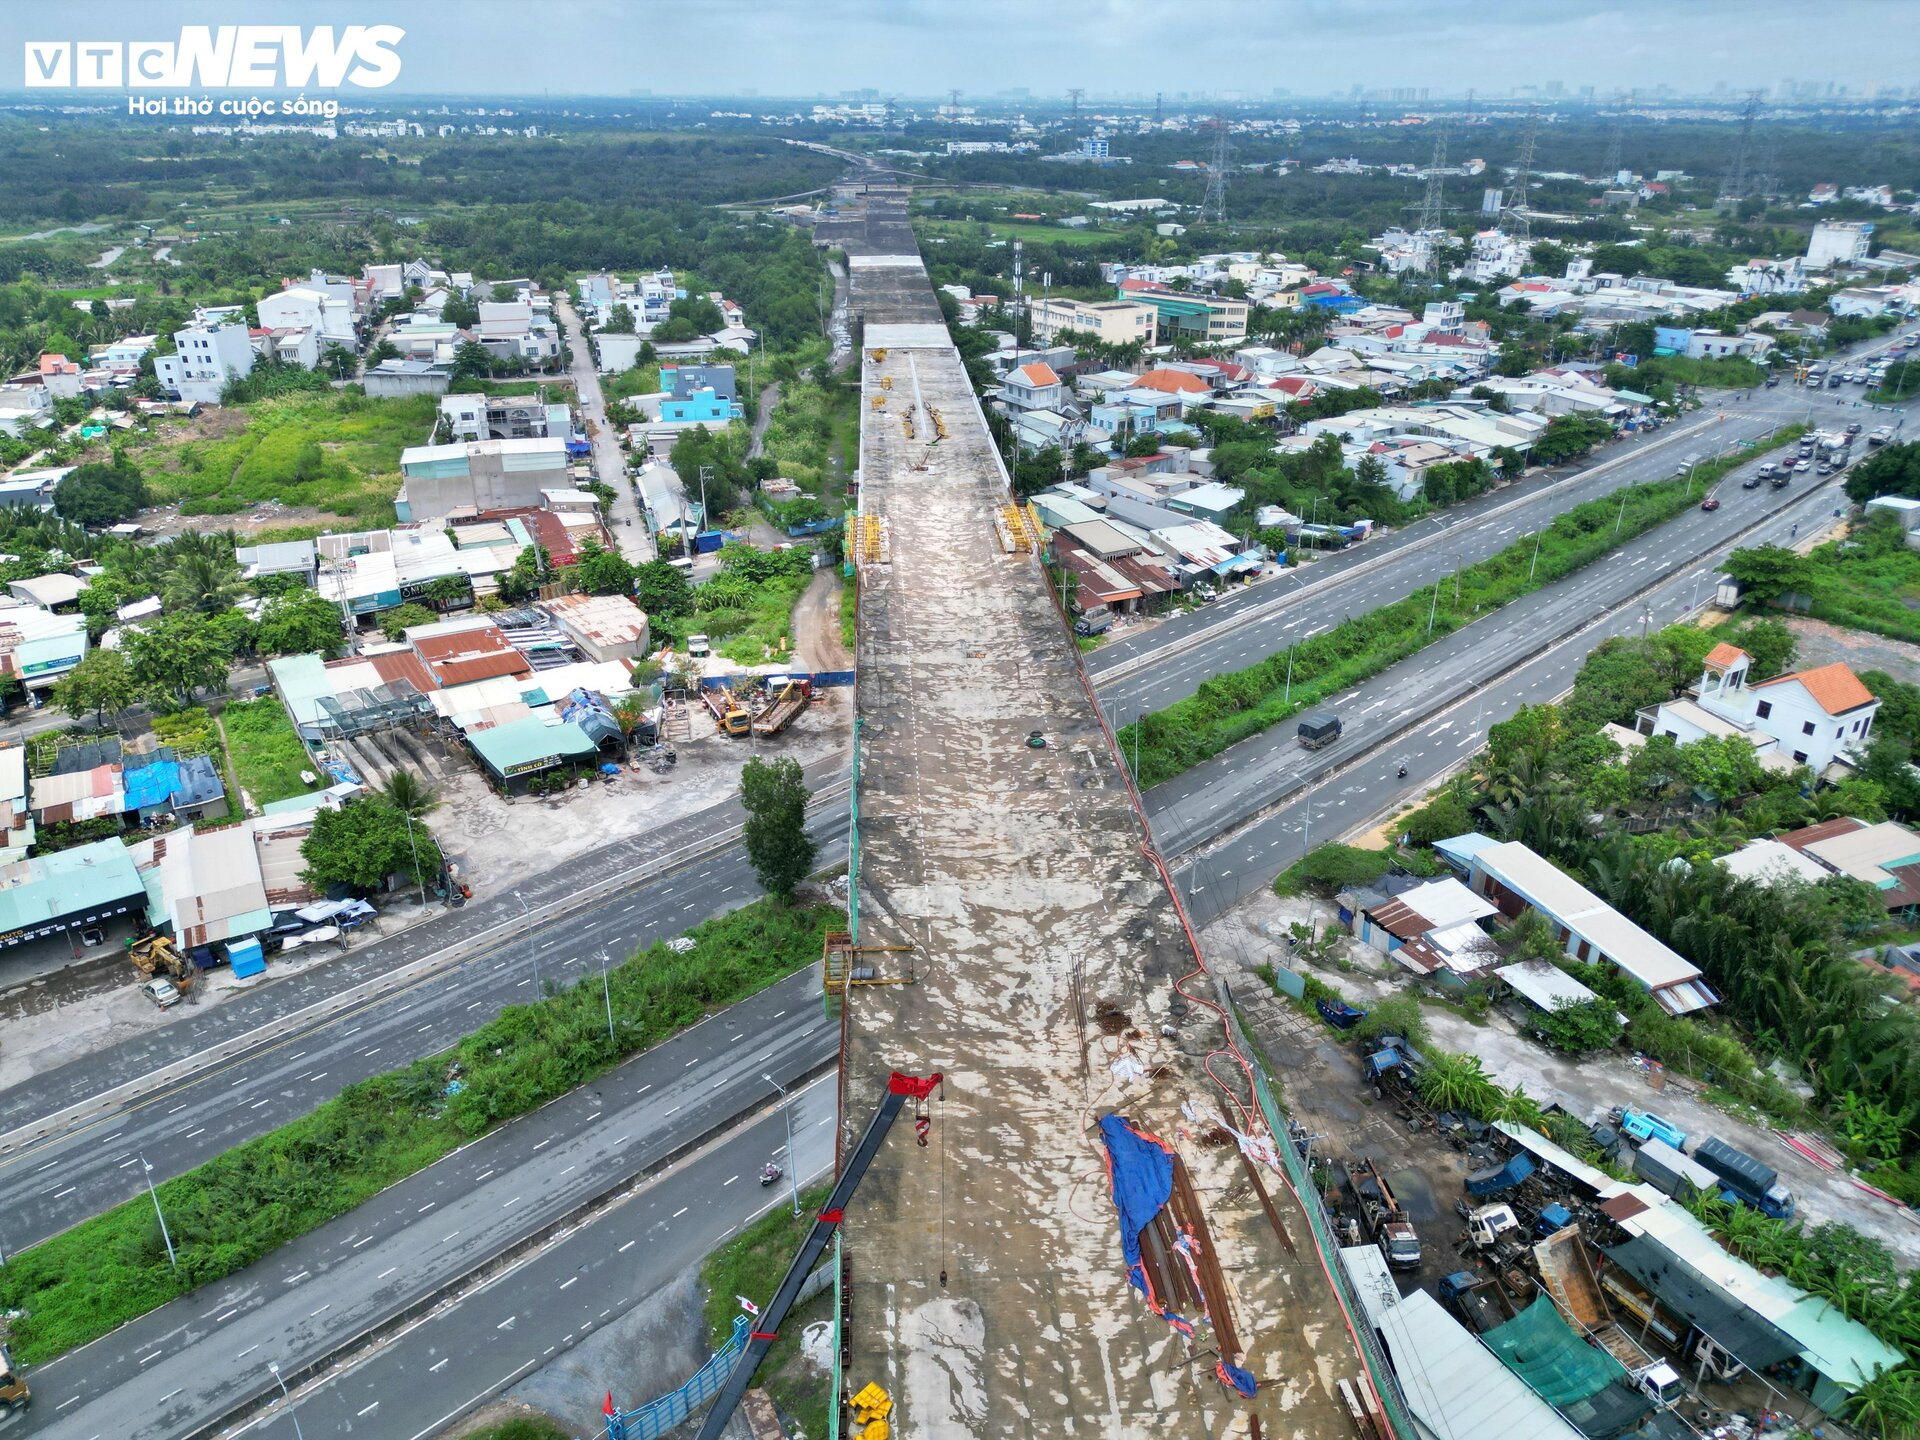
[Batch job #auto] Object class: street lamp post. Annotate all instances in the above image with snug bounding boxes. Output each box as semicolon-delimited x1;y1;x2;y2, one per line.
268;1363;306;1440
600;949;616;1048
515;891;539;993
1528;529;1543;582
141;1156;176;1270
763;1074;802;1218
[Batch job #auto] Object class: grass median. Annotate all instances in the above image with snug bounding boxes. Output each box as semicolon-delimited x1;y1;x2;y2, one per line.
0;897;844;1364
1116;426;1806;788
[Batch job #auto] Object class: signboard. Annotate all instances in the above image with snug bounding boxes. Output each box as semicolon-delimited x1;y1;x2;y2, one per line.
21;654;83;676
503;756;559;777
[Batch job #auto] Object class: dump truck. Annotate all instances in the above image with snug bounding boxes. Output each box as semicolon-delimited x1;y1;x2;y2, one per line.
1613;1108;1687;1151
1631;1137;1721;1202
1363;1037;1426;1094
751;679;810;738
1438;1271;1519;1335
0;1344;27;1411
1349;1157;1422;1270
1297;714;1342;751
1316;998;1366;1030
1692;1136;1795;1219
1464;1202;1522;1252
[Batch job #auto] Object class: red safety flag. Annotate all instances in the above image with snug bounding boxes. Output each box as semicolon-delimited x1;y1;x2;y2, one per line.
737;1295;761;1317
604;1392;616;1417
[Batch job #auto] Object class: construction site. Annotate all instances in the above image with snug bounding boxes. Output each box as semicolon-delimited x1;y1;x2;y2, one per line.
820;181;1378;1438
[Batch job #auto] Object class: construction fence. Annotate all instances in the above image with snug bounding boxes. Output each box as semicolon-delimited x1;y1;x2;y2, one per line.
1229;993;1420;1440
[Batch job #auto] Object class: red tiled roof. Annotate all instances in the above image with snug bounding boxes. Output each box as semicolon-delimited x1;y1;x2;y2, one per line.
1013;361;1060;388
1135;367;1209;395
1268;376;1316;396
1754;662;1877;716
1704;642;1748;671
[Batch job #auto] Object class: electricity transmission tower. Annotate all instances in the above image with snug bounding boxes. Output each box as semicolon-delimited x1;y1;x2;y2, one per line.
1601;114;1624;181
1153;92;1163;125
1202;115;1230;224
1502;108;1537;248
1417;125;1450;234
1067;88;1084;120
1719;91;1762;204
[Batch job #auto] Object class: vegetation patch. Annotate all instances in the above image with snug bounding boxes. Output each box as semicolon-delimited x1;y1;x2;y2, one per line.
0;898;843;1363
125;391;434;525
218;697;318;807
701;1183;835;1440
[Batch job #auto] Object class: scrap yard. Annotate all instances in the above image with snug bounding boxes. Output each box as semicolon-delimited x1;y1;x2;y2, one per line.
822;181;1376;1438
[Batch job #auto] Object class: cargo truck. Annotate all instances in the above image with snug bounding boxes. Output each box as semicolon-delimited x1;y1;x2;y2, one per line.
1297;715;1342;751
1631;1137;1721;1202
1348;1157;1423;1271
1612;1108;1688;1151
1692;1137;1795;1219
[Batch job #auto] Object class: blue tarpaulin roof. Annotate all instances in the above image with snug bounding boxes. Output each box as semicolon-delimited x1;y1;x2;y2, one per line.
123;758;181;812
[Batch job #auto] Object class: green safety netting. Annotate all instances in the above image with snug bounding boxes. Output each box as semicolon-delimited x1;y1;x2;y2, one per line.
1480;1297;1627;1407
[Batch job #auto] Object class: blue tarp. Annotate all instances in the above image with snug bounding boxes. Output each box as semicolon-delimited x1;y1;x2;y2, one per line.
123;758;181;813
1099;1113;1198;1334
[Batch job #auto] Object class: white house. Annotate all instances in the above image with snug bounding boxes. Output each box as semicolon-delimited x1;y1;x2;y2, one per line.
154;322;255;406
1638;644;1879;774
257;286;358;352
1806;221;1874;269
1000;360;1066;413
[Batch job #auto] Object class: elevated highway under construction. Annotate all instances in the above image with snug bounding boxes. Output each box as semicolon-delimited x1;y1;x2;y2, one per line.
819;180;1383;1437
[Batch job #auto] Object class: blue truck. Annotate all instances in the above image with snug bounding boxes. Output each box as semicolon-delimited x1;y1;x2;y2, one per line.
1465;1151;1536;1198
1614;1108;1688;1151
1692;1137;1795;1220
1316;998;1366;1031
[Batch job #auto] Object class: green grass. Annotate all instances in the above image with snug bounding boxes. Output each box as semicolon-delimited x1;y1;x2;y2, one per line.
915;218;1116;247
1118;427;1807;788
458;1420;569;1440
0;897;844;1363
150;707;237;823
218;698;320;807
1805;535;1920;644
840;575;857;651
125;390;434;525
702;1183;835;1440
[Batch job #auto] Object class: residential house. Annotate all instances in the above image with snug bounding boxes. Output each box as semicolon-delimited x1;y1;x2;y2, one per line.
363;359;453;398
236;540;319;587
154;321;255;405
1774;818;1920;921
1466;839;1718;1016
1351;876;1502;984
1727;257;1808;296
396;437;573;524
0;838;147;952
441;394;568;443
1001;360;1066;413
1046;519;1179;616
0;602;86;692
1637;645;1878;775
256;284;358;352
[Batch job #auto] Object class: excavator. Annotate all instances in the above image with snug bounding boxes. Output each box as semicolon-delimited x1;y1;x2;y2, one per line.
604;1071;943;1440
129;934;194;1007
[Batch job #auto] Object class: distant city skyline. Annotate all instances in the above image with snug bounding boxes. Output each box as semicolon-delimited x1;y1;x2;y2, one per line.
4;0;1918;101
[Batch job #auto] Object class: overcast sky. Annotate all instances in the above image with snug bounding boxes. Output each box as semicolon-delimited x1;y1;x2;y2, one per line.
6;0;1917;100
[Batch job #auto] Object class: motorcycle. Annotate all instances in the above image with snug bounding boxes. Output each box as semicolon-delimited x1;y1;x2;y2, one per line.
1397;764;1409;779
760;1163;783;1187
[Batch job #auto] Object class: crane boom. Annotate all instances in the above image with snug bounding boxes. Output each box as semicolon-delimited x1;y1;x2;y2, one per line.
690;1071;942;1440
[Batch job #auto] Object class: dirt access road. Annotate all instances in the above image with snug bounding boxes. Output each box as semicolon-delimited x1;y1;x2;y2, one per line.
555;292;654;565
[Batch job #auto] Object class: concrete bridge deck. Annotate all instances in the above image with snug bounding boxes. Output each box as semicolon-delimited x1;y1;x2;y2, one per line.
830;182;1370;1439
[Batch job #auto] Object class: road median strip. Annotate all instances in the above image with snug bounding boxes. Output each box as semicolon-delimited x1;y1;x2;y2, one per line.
1119;427;1807;791
0;898;845;1365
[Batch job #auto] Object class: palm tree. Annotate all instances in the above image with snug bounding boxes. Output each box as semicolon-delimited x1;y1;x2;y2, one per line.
380;769;439;819
1416;1053;1499;1116
164;552;245;615
1847;1363;1920;1440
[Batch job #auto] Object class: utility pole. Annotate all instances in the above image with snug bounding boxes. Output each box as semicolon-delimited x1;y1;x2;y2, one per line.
698;463;713;533
600;949;616;1048
1614;490;1629;539
515;891;539;992
403;811;426;907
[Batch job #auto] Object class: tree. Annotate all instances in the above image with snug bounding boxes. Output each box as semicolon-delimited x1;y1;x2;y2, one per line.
573;539;636;597
739;756;815;900
52;648;136;726
301;799;443;894
164;552;245;615
379;768;439;819
1725;543;1814;604
1845;441;1920;506
603;304;635;334
53;459;147;528
633;559;694;619
1729;618;1796;679
366;338;402;366
255;588;346;658
452;341;494;381
123;612;229;705
422;576;469;611
497;545;545;605
1531;995;1626;1055
378;602;437;641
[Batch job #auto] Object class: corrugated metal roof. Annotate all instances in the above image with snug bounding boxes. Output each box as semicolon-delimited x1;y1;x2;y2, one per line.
1495;961;1597;1012
465;714;599;775
1373;1289;1587;1440
0;838;145;936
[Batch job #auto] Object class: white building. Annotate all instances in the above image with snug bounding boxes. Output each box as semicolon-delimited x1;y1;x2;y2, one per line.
1638;644;1879;775
1460;229;1530;284
1726;257;1808;296
1806;221;1874;269
257;286;357;352
154;322;255;406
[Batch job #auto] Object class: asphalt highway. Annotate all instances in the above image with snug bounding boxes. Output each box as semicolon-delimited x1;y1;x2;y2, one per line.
247;1079;836;1440
1170;469;1861;926
1141;430;1847;858
22;978;837;1440
0;769;849;1255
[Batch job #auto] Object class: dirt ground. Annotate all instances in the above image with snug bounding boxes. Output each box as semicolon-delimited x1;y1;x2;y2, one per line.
1203;889;1920;1270
431;687;850;895
1782;614;1920;687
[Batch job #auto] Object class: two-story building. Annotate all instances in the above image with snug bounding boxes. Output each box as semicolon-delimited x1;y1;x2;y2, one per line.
1000;360;1066;413
154;322;255;406
1637;644;1878;775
